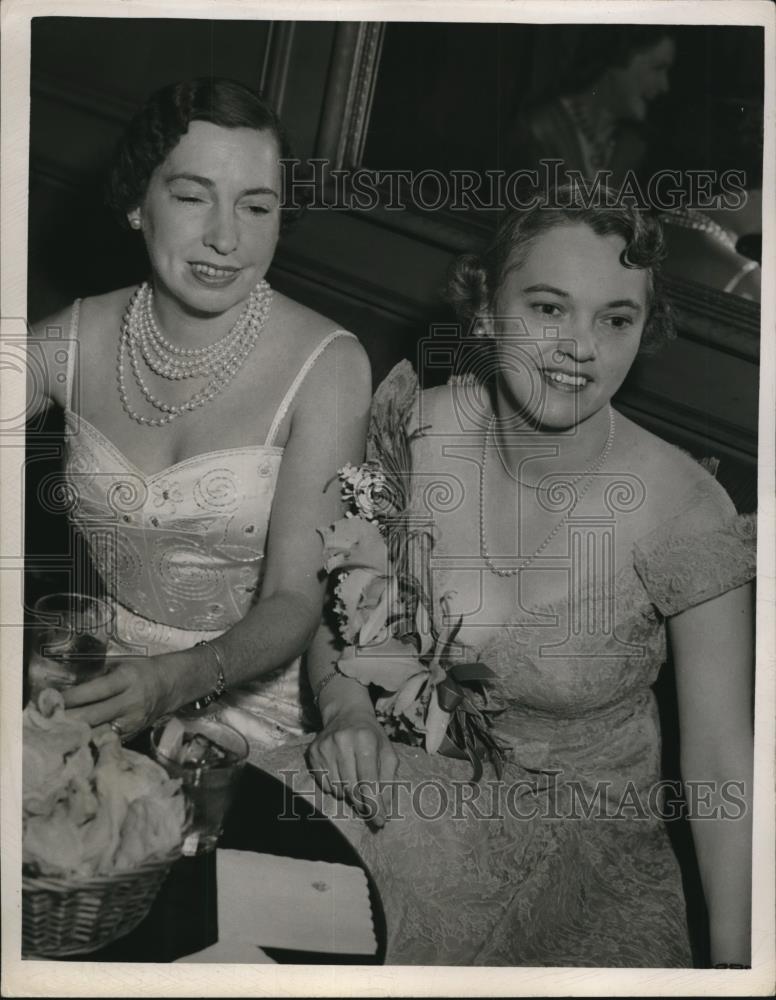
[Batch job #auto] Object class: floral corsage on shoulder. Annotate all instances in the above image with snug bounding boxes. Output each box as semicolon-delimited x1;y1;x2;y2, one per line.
318;362;505;781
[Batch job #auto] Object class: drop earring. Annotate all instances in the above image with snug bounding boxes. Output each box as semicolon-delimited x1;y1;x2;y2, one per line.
129;214;142;230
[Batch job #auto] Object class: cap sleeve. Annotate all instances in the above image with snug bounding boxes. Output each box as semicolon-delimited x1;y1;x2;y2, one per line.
366;360;420;462
633;476;756;617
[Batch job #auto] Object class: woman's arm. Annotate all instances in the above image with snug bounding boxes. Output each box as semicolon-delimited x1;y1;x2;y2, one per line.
669;582;754;966
26;307;74;417
63;334;373;734
306;618;398;827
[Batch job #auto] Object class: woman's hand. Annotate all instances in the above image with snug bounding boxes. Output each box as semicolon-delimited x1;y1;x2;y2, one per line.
61;656;172;740
307;707;399;829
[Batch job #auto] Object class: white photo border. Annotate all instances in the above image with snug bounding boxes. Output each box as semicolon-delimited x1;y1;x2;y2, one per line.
2;1;774;996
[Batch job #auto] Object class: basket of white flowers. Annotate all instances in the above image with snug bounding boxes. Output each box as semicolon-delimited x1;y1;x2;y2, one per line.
22;689;187;957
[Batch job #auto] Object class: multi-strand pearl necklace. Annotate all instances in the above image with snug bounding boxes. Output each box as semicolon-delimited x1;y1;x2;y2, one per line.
117;280;273;426
479;407;615;578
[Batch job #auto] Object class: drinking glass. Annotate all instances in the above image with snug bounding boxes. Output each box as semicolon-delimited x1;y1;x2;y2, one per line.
150;714;249;856
27;593;114;704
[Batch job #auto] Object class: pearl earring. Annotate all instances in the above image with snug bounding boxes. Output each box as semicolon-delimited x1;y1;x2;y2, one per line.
129;215;141;230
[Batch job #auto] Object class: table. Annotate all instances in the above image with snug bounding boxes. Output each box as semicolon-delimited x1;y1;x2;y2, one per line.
87;765;387;965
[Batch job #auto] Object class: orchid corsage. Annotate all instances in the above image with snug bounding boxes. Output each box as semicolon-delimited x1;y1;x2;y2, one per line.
318;368;505;781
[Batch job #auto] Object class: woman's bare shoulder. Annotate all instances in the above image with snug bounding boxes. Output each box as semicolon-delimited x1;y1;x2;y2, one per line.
29;290;133;408
614;410;733;518
270;297;368;413
28;305;77;410
79;287;136;332
271;290;347;343
270;292;369;399
30;303;73;341
34;287;135;334
417;382;479;436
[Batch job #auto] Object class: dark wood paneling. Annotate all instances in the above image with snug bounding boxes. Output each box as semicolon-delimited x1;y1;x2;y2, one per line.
31;18;273;105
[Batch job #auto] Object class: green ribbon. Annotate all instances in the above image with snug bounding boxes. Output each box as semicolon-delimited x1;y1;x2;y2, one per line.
436;676;464;713
449;662;496;683
436;661;496;711
434;663;501;783
438;723;485;783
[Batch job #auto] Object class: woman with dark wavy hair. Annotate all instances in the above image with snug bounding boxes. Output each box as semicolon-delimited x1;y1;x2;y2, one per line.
27;78;371;748
265;189;755;966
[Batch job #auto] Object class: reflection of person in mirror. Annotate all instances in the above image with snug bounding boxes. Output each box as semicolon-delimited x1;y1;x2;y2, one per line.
26;78;371;749
508;26;675;184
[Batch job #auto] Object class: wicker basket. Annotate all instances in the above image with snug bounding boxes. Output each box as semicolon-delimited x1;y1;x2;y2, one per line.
22;852;178;958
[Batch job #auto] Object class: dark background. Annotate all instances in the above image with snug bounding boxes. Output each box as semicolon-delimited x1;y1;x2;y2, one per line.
364;23;764;183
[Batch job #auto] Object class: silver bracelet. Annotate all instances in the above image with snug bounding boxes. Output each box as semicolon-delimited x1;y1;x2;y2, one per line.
191;639;227;710
313;667;341;708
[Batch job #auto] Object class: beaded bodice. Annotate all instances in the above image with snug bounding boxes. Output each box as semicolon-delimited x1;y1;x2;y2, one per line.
64;410;281;632
60;298;355;639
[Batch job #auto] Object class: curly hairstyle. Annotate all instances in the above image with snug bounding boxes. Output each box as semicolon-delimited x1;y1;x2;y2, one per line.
105;77;300;230
447;185;675;355
559;25;676;97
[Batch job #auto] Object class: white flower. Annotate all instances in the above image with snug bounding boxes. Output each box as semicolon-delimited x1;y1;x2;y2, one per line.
339;462;388;522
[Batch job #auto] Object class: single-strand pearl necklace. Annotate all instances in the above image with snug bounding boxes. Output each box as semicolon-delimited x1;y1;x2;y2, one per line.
493;429;554;493
117;280;273;427
479;407;615;578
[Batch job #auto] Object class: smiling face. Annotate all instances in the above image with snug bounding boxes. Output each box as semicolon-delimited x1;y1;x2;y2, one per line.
136;120;281;320
607;36;675;122
489;222;648;431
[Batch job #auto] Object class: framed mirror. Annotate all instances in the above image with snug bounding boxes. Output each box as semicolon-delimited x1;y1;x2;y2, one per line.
322;22;763;305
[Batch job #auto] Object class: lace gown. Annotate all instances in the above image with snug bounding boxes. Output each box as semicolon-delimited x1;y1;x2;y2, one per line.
62;299;356;749
260;368;757;967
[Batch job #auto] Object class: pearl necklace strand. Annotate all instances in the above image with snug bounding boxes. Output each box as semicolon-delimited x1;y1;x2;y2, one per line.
493;431;553;493
117;280;273;427
659;208;738;253
137;280;262;380
479;407;615;578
